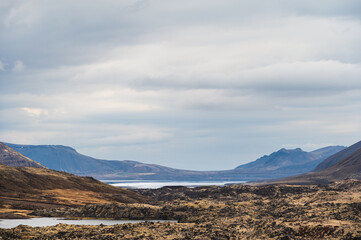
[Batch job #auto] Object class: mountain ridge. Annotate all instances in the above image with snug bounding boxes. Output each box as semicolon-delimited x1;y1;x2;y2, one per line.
262;139;361;185
235;146;345;173
5;142;346;181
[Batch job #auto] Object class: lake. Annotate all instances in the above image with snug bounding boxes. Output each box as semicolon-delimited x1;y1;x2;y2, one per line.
0;218;176;229
103;180;246;189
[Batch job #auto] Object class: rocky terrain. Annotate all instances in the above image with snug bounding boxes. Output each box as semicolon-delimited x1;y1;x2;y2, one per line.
1;179;361;239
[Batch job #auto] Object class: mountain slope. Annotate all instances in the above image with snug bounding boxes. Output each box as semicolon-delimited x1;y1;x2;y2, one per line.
0;145;150;218
313;140;361;172
317;147;361;180
0;163;150;219
235;146;345;174
0;163;147;204
0;142;46;168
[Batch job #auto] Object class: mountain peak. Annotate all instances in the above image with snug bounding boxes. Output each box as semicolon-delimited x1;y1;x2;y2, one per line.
235;146;344;175
268;140;361;185
278;148;303;153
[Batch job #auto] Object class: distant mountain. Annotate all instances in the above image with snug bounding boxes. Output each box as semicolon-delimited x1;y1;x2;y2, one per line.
313;140;361;172
6;143;183;176
265;140;361;185
0;142;46;168
5;142;346;181
235;146;345;175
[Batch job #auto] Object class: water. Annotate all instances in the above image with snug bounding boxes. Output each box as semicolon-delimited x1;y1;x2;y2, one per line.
0;218;176;229
103;180;246;189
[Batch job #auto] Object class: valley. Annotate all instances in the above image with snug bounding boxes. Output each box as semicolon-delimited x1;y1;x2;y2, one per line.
1;179;361;239
1;140;361;239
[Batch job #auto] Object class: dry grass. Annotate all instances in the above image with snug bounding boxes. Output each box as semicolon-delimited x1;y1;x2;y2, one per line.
40;189;114;205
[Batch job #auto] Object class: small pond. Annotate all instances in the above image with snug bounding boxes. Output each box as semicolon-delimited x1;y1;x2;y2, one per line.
0;218;176;229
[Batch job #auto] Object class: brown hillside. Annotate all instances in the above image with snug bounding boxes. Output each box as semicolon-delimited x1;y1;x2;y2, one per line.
0;164;150;218
0;142;46;168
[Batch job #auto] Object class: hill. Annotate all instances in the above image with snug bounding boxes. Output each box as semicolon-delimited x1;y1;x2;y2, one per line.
0;163;149;218
0;142;46;168
0;145;150;218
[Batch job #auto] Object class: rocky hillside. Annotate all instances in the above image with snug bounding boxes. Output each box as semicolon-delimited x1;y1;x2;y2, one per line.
0;142;46;168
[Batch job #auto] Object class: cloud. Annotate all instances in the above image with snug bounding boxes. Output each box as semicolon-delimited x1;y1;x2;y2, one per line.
21;107;48;117
0;61;4;71
12;60;25;72
1;1;361;170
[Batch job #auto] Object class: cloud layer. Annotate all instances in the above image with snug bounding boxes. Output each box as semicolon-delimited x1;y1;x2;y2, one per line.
1;0;361;170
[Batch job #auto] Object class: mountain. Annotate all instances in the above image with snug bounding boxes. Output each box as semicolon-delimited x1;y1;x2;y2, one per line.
313;140;361;171
235;146;345;175
0;144;150;217
265;140;361;185
0;142;46;168
5;143;183;177
4;142;346;181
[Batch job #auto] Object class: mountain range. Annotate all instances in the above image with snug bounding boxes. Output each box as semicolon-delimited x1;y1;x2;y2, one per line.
235;146;345;174
5;142;346;181
265;140;361;185
2;139;361;185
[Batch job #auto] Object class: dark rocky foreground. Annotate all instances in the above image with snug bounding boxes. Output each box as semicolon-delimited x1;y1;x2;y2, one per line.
1;179;361;239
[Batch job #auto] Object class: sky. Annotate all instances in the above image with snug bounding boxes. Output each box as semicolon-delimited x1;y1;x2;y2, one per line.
1;0;361;170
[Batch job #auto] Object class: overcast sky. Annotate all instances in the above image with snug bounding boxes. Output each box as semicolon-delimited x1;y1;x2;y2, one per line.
1;0;361;170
